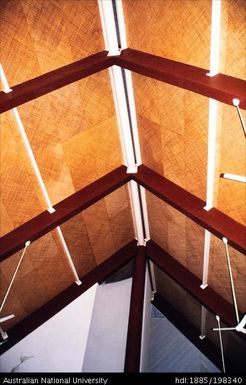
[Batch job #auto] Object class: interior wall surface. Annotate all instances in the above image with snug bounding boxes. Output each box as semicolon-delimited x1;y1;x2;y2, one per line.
82;279;132;372
0;284;97;372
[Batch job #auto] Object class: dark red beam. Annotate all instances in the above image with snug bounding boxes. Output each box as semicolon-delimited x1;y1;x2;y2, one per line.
147;240;242;327
116;48;246;110
0;51;113;113
124;246;146;372
1;49;245;114
133;165;246;255
0;165;130;261
0;240;138;354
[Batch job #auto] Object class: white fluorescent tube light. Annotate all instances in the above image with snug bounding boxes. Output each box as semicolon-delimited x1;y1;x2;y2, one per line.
207;0;221;77
221;173;246;183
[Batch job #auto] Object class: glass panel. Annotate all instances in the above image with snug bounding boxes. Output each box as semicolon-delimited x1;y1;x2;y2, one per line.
104;259;134;284
208;234;246;314
152;265;220;373
154;265;202;331
154;264;246;372
205;309;246;371
0;0;104;85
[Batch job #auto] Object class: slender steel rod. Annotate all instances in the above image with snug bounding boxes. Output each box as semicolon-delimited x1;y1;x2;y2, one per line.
222;237;240;323
216;315;226;373
0;241;30;314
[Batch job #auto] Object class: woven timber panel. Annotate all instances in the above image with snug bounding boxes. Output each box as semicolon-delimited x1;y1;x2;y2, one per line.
0;70;122;234
215;104;246;226
0;185;135;330
0;0;104;85
0;230;75;330
146;191;204;280
0;111;47;236
134;75;208;201
123;0;211;68
208;234;246;313
220;0;246;80
82;185;135;265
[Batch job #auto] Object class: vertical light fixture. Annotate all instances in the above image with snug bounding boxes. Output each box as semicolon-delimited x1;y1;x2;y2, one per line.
97;0;151;250
0;66;81;285
201;0;222;295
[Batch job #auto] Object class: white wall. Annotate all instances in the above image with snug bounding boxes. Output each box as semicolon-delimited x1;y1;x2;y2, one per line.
82;278;132;372
140;269;152;372
0;284;97;373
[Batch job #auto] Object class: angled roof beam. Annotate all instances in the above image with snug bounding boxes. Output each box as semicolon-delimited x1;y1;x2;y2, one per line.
124;246;146;372
1;49;245;114
0;51;113;113
115;48;246;110
0;240;138;354
133;165;246;255
0;165;130;261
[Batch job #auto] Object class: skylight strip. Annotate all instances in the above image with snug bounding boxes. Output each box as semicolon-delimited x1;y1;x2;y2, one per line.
201;0;222;293
0;66;81;286
98;0;151;247
97;0;121;56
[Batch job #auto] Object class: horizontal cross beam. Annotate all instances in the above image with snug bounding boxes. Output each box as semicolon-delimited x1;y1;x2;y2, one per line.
1;49;245;113
0;165;130;261
116;48;246;110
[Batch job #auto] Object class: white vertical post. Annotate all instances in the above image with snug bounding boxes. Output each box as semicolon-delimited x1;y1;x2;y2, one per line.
0;66;81;286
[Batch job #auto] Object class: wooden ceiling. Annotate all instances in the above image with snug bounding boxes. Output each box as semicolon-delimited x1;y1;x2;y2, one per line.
0;0;245;345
